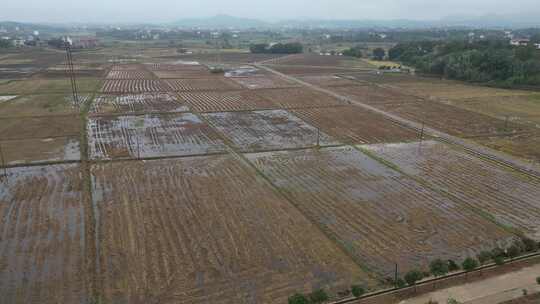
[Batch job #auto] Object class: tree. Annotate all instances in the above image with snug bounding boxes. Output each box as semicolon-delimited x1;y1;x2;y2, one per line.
288;293;309;304
491;247;506;259
462;257;479;272
0;39;11;48
507;244;521;260
351;285;365;297
476;251;492;265
249;43;269;54
447;260;460;272
536;276;540;285
520;237;538;252
308;289;329;303
430;259;449;277
373;48;386;60
342;46;363;58
404;270;424;290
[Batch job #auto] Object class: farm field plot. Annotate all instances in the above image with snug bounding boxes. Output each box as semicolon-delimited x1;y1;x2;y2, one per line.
0;164;87;304
0;94;87;117
271;54;374;68
331;84;421;105
90;93;189;115
0;115;80;140
445;95;540;128
377;100;527;137
87;113;227;159
362;140;540;239
101;79;170;93
110;64;143;71
92;155;371;304
204;110;339;152
165;78;242;91
178;90;276;112
229;74;299;89
175;52;286;63
105;70;154;80
152;69;214;79
476;132;540;163
246;146;513;276
269;65;365;76
146;63;206;71
0;78;101;94
255;87;347;108
0;136;80;165
297;75;358;87
292;106;418;144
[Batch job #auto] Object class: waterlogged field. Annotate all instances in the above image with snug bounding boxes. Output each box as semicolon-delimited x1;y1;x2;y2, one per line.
292;106;418;144
204;110;339;152
0;164;87;304
92;155;372;304
1;137;80;165
178;90;277;112
91;93;189;115
87;113;227;160
247;147;513;276
362;140;540;239
101;79;171;93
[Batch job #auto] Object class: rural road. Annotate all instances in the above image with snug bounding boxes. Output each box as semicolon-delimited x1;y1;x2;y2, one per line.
256;63;540;179
398;263;540;304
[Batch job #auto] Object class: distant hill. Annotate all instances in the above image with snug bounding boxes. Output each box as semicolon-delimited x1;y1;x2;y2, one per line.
173;14;268;29
172;14;540;30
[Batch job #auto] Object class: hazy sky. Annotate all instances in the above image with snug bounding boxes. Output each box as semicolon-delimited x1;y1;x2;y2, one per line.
2;0;539;23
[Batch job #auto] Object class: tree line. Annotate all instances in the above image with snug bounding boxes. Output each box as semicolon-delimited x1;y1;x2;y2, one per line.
388;39;540;87
249;42;303;54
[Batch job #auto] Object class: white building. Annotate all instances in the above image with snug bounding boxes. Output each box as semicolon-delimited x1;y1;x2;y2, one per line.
510;38;530;46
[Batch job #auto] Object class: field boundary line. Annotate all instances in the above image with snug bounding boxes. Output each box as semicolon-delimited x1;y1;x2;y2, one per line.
257;64;540;180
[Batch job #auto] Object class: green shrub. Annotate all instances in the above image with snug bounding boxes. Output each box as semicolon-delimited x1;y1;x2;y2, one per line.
462;257;479;272
288;293;309;304
351;285;365;297
476;251;492;265
507;244;521;259
536;276;540;285
308;289;329;304
405;270;424;286
395;278;406;288
430;259;449;277
494;256;505;265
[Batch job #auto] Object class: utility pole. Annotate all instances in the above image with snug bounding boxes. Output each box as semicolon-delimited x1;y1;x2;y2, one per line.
504;115;509;132
65;42;79;106
0;141;7;181
316;128;320;149
394;263;399;287
419;121;425;142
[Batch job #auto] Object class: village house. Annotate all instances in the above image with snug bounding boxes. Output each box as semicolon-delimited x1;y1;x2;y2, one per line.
510;38;530;46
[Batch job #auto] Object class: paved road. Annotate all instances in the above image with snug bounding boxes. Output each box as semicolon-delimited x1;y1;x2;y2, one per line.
257;64;540;179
